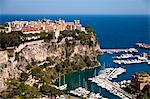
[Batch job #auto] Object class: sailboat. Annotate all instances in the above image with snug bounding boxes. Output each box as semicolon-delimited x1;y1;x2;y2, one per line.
58;74;67;90
94;69;97;77
83;78;88;89
98;62;106;74
79;73;81;87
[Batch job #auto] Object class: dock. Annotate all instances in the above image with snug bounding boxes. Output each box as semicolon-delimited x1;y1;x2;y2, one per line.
100;48;138;54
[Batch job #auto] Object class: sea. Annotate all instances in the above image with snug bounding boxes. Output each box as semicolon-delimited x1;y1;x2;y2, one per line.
0;15;150;99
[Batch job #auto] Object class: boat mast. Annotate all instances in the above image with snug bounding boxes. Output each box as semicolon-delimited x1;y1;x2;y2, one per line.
85;79;88;90
64;75;65;84
99;87;101;94
79;73;81;87
103;62;105;70
99;62;105;74
94;69;96;76
59;73;61;87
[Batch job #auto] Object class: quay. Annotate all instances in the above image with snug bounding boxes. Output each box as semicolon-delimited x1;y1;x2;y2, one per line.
100;48;138;54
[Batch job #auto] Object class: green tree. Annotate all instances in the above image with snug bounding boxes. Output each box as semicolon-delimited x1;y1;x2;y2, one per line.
31;67;44;78
20;72;29;82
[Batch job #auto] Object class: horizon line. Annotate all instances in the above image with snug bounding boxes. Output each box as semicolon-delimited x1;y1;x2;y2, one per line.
1;13;150;16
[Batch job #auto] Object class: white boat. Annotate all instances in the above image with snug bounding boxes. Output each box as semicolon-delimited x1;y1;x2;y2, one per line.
56;74;67;90
113;59;146;65
59;84;67;90
113;54;134;59
148;61;150;65
70;87;90;97
88;92;102;99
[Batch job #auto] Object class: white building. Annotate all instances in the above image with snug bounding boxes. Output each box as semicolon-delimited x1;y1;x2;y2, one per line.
54;30;60;39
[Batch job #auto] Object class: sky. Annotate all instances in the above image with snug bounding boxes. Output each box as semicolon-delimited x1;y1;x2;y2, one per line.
0;0;150;15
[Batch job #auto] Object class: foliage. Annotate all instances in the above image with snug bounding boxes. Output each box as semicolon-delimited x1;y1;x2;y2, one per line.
20;72;29;82
55;64;62;73
40;85;63;96
44;32;54;42
31;67;44;78
0;32;22;49
85;26;95;33
57;29;96;46
0;31;55;49
6;79;20;87
26;64;33;70
8;82;40;98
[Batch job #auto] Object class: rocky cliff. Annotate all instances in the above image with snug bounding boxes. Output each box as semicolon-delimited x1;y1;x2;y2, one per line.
0;29;100;97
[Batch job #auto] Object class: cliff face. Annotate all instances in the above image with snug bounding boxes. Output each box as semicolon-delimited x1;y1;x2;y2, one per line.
0;29;100;95
19;38;99;68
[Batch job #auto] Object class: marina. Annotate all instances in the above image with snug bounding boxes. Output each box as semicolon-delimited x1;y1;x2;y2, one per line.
88;67;133;99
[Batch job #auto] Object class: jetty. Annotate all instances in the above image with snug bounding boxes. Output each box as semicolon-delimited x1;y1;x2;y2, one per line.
100;48;138;54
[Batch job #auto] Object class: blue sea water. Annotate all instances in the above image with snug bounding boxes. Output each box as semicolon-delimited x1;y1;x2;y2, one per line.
0;15;150;98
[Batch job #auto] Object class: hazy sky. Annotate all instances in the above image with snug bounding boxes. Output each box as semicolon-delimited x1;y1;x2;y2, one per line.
1;0;150;15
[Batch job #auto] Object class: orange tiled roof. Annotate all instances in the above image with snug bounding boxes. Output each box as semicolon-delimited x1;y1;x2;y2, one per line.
21;26;39;32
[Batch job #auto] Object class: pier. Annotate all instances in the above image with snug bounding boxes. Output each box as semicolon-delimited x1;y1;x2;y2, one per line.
100;48;138;54
89;77;133;99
